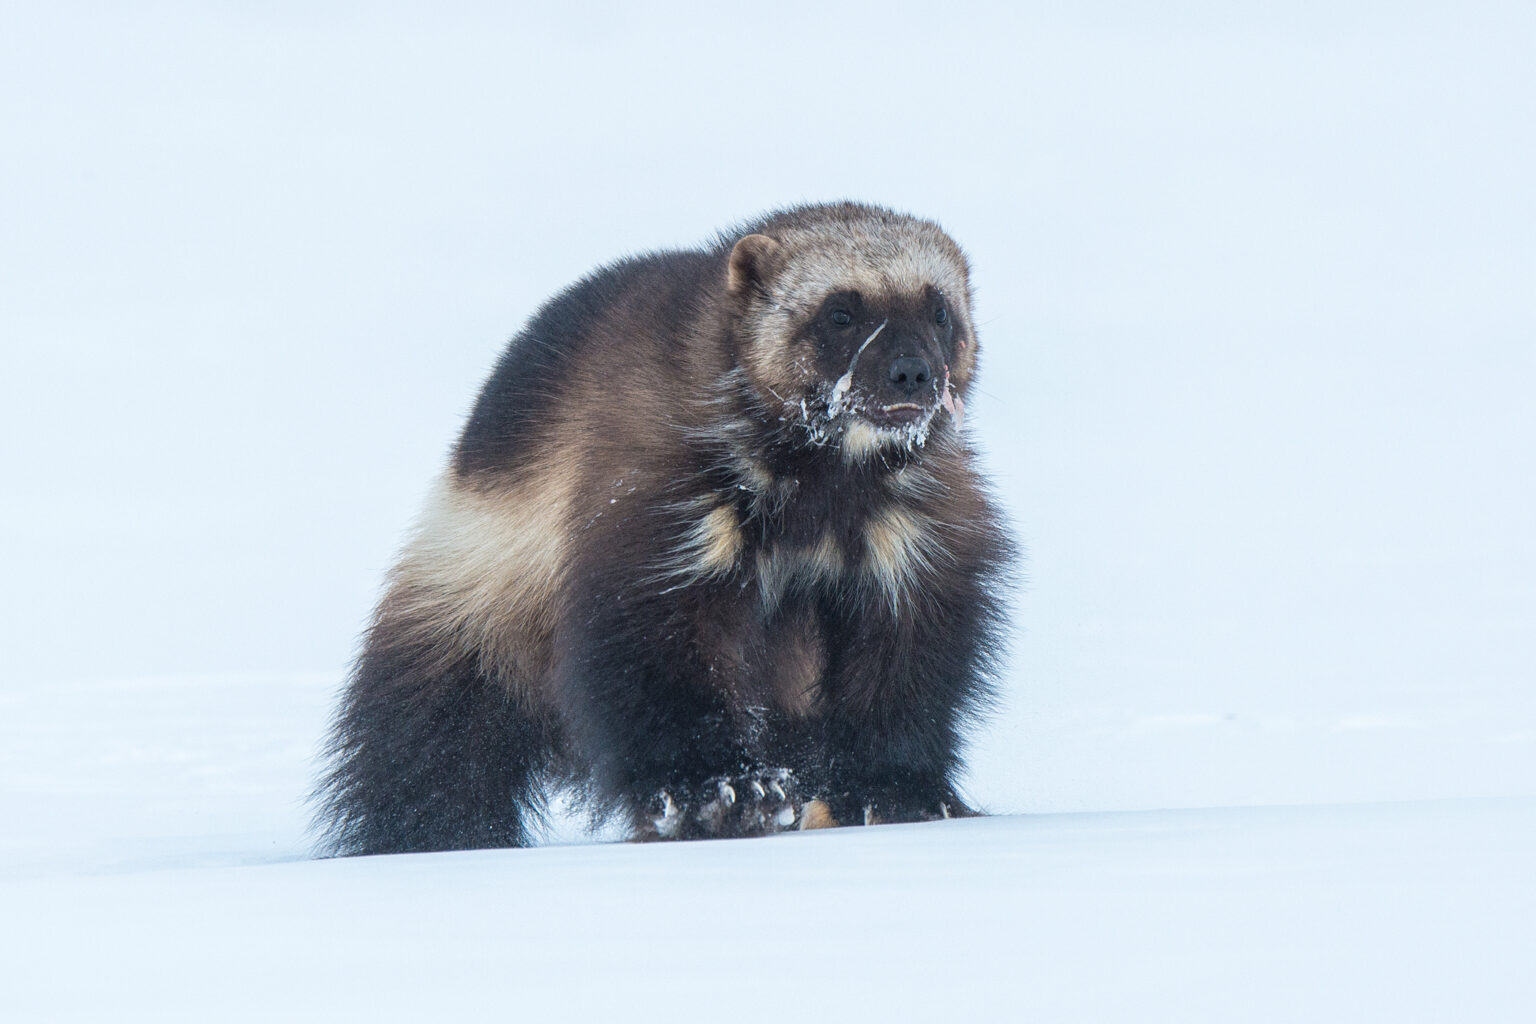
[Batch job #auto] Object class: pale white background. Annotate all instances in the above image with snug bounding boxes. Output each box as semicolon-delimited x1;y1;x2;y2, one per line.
4;1;1531;812
1;5;1533;1019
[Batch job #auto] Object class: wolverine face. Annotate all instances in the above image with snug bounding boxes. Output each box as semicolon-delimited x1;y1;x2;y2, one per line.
726;206;978;458
800;285;960;451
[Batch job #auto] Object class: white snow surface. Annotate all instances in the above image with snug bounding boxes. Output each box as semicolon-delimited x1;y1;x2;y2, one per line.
3;3;1535;1020
3;673;1533;1022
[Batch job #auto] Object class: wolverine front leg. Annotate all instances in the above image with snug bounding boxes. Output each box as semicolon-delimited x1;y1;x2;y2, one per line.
816;575;1001;826
556;576;799;839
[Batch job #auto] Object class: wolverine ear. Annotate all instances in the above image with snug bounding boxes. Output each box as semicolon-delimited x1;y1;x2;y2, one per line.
727;234;780;297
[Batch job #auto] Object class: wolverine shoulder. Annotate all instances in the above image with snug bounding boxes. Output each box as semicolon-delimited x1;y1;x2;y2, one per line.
454;248;723;478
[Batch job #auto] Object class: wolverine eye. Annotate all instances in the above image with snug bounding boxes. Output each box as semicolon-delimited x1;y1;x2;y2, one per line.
829;309;854;327
935;307;949;326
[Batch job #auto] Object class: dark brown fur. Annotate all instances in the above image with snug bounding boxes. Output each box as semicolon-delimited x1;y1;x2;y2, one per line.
316;202;1013;854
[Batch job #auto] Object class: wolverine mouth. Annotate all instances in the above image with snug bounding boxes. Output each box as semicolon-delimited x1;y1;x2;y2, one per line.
862;402;930;427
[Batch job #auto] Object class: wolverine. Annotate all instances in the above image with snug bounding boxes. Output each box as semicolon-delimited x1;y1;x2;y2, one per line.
316;201;1013;854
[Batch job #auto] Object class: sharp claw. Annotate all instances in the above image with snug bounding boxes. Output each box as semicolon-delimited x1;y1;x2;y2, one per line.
940;801;951;819
718;781;736;806
653;791;682;837
768;780;786;801
750;779;767;799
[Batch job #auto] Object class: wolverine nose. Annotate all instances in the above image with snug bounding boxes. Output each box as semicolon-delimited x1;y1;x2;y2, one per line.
888;356;932;395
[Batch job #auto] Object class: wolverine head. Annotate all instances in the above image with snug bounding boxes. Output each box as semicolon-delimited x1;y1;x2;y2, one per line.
723;203;978;459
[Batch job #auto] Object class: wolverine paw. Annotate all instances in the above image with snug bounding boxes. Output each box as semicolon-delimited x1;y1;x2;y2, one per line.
647;768;798;839
824;791;978;828
698;769;799;836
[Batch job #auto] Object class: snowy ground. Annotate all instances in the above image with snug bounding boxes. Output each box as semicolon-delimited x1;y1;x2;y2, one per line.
3;673;1532;1022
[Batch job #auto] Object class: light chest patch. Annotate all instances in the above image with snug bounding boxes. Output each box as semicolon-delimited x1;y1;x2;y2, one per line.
861;505;944;611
